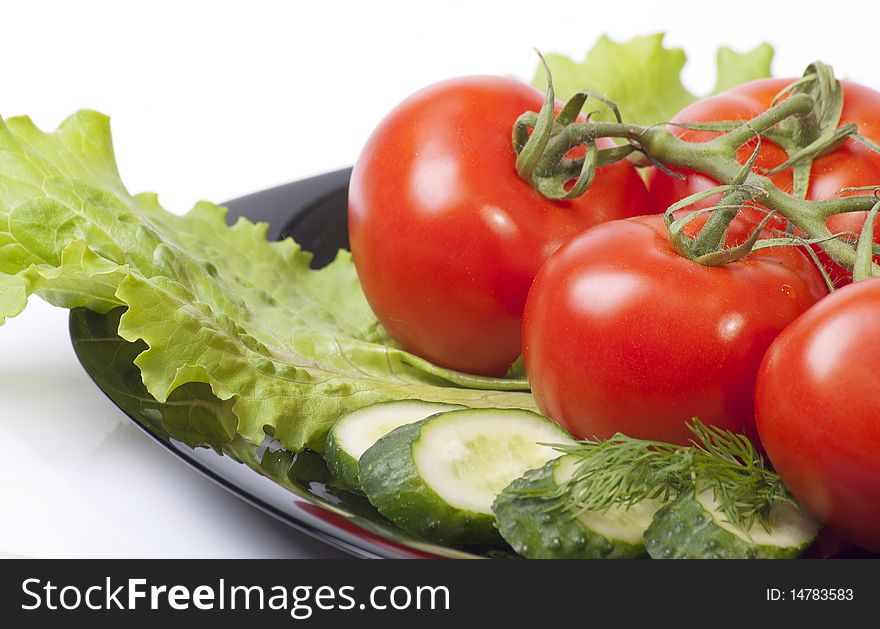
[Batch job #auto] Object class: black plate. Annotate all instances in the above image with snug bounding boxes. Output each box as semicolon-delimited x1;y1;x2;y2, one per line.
69;169;876;560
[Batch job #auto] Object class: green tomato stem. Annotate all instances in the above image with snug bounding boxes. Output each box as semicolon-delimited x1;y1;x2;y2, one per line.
517;60;880;276
523;105;877;274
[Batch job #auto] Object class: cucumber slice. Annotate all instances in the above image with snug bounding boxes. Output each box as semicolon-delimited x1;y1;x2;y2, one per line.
493;455;660;558
645;489;820;559
325;400;464;490
359;408;574;545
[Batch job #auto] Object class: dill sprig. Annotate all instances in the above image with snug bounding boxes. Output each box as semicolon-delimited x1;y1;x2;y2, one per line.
539;419;794;532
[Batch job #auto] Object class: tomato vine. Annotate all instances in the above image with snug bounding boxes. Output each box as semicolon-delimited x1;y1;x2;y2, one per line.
515;57;880;282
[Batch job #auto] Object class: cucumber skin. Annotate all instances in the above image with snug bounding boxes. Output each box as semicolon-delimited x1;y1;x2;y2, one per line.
324;430;362;492
644;492;812;559
359;420;501;546
493;461;648;559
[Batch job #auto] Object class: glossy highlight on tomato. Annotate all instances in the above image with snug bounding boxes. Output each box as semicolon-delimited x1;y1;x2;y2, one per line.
756;278;880;552
649;78;880;286
522;214;828;446
348;76;652;376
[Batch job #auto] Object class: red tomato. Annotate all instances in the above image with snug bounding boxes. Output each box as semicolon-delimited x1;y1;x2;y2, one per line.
756;279;880;552
348;76;652;376
648;78;880;286
522;214;828;446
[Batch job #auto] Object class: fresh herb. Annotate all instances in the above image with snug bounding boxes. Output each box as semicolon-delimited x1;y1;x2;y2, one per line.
542;420;793;532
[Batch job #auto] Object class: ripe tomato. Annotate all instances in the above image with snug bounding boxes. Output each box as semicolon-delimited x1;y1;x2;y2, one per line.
522;214;828;446
756;279;880;552
648;78;880;286
348;76;652;376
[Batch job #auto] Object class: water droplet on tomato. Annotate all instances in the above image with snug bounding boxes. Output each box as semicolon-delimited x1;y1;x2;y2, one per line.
781;284;796;299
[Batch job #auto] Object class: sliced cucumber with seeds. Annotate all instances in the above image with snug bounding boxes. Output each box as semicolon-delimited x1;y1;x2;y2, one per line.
493;455;660;558
359;408;574;545
645;489;819;559
325;400;464;490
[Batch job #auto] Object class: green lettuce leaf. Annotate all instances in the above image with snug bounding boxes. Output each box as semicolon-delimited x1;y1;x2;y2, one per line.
711;43;774;95
0;273;27;325
0;111;533;451
532;34;773;125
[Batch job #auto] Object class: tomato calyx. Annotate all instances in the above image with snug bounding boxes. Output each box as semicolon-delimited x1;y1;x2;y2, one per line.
513;55;638;200
770;62;846;198
514;57;880;280
663;141;774;266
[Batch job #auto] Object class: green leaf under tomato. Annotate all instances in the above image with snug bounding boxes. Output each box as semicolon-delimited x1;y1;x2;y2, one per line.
712;43;774;95
0;111;534;452
532;34;774;125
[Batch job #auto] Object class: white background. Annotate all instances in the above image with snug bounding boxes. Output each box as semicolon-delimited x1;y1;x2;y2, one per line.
0;0;875;557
